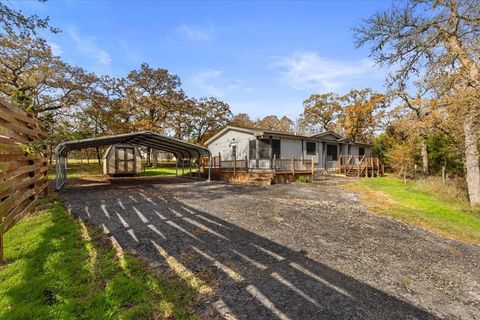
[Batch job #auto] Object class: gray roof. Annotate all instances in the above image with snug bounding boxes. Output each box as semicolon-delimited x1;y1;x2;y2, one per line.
55;131;210;158
205;126;371;145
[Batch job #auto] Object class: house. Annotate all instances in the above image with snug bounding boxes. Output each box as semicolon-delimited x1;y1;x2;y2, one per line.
204;126;372;170
103;144;143;175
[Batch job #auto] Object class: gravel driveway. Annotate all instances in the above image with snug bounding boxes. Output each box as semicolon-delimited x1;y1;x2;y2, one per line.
62;176;480;320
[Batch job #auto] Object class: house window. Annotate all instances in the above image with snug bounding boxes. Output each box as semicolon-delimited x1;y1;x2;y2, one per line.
258;139;270;159
306;142;316;155
327;144;338;161
250;139;281;160
271;139;281;158
232;145;237;159
359;147;365;157
249;140;256;159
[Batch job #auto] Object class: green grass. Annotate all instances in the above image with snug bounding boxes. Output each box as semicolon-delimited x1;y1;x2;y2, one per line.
142;167;180;176
48;163;188;180
349;176;480;244
0;202;199;320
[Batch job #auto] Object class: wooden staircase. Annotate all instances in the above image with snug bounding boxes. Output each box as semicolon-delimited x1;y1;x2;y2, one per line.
340;155;384;178
245;172;273;186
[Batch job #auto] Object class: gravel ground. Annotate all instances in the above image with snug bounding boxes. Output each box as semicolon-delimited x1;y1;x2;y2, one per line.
61;176;480;320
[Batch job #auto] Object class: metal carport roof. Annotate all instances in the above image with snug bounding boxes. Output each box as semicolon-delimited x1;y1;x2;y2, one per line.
55;131;211;190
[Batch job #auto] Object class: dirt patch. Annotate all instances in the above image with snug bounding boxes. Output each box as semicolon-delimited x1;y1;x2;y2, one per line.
61;176;480;319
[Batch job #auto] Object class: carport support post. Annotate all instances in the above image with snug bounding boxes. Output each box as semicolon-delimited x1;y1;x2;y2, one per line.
175;158;178;176
208;155;212;181
197;157;201;180
182;158;185;175
189;158;192;176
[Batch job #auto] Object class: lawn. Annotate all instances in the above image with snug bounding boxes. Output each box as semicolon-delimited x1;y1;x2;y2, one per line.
48;163;192;180
0;201;198;320
349;176;480;245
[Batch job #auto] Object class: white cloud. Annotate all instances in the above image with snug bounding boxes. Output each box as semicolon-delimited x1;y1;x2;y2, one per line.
177;22;215;41
68;27;112;65
48;42;63;56
271;51;377;92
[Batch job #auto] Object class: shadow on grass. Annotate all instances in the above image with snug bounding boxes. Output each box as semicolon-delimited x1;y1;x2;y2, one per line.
0;202;198;320
62;184;441;320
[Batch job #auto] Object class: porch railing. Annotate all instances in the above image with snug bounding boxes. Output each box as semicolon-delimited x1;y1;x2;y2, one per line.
339;155;384;177
208;155;315;175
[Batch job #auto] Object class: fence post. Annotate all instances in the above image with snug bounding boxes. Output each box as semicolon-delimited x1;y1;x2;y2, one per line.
233;157;237;176
245;155;248;173
442;166;446;186
218;153;221;168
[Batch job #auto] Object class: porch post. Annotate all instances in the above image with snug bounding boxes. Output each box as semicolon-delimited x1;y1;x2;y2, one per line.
207;155;212;181
269;137;273;169
255;139;259;169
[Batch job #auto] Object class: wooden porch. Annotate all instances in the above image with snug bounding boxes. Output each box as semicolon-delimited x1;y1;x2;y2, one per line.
339;155;384;178
207;155;315;185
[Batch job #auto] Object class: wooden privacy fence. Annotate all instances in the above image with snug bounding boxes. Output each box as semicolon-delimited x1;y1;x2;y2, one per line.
0;98;48;262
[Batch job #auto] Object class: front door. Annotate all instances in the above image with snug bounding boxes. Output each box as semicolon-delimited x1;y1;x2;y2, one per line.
115;147;135;173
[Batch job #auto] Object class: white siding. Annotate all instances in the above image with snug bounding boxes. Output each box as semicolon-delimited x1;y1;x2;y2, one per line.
350;145;359;157
207;129;253;160
303;140;320;164
280;138;302;159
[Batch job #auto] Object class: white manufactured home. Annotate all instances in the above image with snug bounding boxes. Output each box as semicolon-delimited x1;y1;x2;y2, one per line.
205;126;372;170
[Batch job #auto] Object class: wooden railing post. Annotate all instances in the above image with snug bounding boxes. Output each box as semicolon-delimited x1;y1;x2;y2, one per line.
292;157;295;177
218;153;221;168
311;156;314;182
365;157;370;178
233;157;237;176
245;155;248;173
377;157;380;177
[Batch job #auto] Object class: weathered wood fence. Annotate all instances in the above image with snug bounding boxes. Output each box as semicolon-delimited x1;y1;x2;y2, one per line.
0;98;48;262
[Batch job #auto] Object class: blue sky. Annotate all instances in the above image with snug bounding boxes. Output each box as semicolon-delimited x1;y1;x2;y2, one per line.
15;0;391;120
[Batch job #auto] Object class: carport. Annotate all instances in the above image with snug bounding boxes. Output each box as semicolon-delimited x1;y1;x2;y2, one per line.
55;131;211;190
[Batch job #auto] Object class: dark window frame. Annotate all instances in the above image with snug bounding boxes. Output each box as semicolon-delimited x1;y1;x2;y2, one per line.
306;141;316;155
358;147;365;157
250;138;281;160
249;140;256;160
326;144;338;161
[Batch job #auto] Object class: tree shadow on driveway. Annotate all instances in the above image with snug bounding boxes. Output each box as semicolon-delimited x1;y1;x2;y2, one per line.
62;184;439;320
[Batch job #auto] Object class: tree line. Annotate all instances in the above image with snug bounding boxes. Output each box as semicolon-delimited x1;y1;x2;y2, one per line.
1;1;479;206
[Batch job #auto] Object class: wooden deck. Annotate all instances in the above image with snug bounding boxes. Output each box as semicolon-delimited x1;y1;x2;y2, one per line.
204;155;383;185
207;156;314;185
339;155;384;178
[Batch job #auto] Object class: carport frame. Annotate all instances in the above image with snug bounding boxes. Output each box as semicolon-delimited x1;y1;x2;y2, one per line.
55;131;211;190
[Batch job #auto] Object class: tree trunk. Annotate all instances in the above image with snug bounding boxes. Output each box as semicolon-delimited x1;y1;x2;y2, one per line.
464;112;480;206
49;145;54;170
151;149;158;168
420;138;429;176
